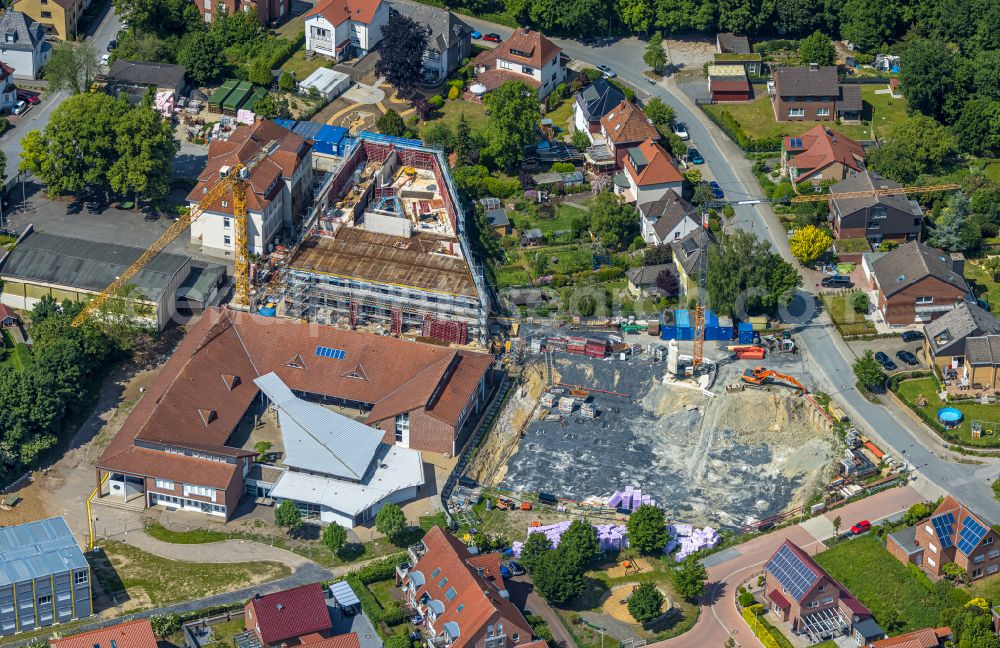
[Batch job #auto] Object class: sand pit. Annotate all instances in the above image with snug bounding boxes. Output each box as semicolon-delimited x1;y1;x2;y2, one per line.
602;583;671;624
606;557;655;579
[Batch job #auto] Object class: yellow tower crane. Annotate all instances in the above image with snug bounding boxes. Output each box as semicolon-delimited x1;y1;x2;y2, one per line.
71;140;279;328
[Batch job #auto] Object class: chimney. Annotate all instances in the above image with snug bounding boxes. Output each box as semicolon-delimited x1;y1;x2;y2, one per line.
809;62;819;71
950;252;965;276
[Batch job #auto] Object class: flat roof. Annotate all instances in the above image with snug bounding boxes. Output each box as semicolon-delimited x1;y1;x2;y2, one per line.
0;517;88;586
287;228;477;298
0;230;189;302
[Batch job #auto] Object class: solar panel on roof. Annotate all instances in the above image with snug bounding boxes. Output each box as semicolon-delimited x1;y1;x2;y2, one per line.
790;138;803;148
958;516;988;556
931;512;956;549
765;544;818;602
315;346;345;360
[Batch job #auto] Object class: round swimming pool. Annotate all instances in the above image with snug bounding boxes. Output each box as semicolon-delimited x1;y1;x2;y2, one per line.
938;407;964;428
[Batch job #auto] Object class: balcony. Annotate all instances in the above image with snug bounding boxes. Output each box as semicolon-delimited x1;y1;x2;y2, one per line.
408;541;428;564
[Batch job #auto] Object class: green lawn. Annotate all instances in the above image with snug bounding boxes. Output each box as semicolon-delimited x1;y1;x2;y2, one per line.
281;46;328;80
704;85;907;142
425;100;489;134
0;330;30;373
144;524;230;544
985;160;1000;183
814;535;952;633
545;95;576;135
894;376;1000;446
509;200;591;235
820;292;876;336
964;260;1000;312
91;541;290;609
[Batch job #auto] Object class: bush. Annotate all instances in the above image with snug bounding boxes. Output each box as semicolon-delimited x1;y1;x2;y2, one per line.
551;162;576;173
381;606;408;626
428;95;444;108
355;553;408;583
447;85;460;100
702;108;782;152
384;635;411;648
738;591;757;608
151;614;182;637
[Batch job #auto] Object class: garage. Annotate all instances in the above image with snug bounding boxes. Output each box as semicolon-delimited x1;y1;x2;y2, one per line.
708;64;751;102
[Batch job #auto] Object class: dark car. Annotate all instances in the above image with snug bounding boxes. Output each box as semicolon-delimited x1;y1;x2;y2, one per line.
483;33;502;42
16;89;39;105
107;39;117;51
708;181;724;199
508;561;525;576
850;520;871;535
874;351;897;371
896;350;918;366
688;148;704;164
901;330;925;343
820;275;852;288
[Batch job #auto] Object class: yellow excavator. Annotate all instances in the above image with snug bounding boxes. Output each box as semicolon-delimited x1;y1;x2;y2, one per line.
71;140;279;328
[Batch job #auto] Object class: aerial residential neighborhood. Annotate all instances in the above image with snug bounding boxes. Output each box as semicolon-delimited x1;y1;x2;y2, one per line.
1;1;1000;648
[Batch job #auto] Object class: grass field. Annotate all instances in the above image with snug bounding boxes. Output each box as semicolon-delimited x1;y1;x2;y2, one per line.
509;200;591;236
705;85;907;143
821;292;877;336
145;524;230;544
814;535;951;633
985;161;1000;183
0;329;30;372
281;47;327;80
425;100;489;134
894;376;1000;446
964;260;1000;312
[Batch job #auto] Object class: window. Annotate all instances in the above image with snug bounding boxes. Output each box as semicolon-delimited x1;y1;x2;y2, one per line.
445;587;457;601
41;10;52;17
74;568;88;583
808;600;818;608
395;412;409;443
975;554;986;563
512;635;519;643
184;484;215;498
37;595;51;606
222;200;228;208
521;66;534;75
973;568;983;578
457;604;464;613
817;584;824;592
438;577;448;588
925;524;934;535
990;548;1000;560
155;479;174;490
431;567;441;578
788;108;805;118
928;556;937;567
870;206;887;220
816;108;830;117
916;296;934;305
224;217;231;229
224;235;232;246
985;536;994;546
929;542;938;553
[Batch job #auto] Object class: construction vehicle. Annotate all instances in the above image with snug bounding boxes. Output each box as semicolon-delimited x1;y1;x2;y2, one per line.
740;366;808;395
761;335;797;353
71;140;280;327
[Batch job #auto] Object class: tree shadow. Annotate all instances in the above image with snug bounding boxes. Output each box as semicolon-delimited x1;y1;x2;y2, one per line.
337;542;365;561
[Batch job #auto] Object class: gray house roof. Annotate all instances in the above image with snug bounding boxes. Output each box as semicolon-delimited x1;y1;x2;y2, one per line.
387;1;469;53
870;240;969;298
0;230;190;302
924;301;1000;357
773;65;839;97
108;59;187;89
0;10;45;52
965;335;1000;365
638;190;696;242
671;229;712;274
717;33;751;54
575;78;626;122
0;517;88;587
830;170;921;217
627;263;675;287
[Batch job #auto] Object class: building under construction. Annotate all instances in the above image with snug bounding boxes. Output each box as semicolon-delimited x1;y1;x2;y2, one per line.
280;133;489;343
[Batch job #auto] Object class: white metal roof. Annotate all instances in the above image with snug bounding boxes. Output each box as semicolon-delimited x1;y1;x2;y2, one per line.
0;517;88;586
299;67;350;94
269;444;424;516
254;372;384;479
329;580;361;607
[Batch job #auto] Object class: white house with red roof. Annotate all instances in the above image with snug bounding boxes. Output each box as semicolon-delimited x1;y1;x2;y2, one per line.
614;138;683;205
188;120;313;255
305;0;389;61
781;125;865;184
472;27;565;98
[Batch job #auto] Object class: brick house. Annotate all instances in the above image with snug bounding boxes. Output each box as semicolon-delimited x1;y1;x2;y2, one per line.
764;540;876;644
614;137;684;205
772;65;862;122
245;584;335;647
782;125;865;184
399;527;540;648
194;0;287;26
830;170;923;244
871;627;951;648
865;241;971;325
924;301;1000;385
52;619;157;648
599;100;660;169
887;496;1000;581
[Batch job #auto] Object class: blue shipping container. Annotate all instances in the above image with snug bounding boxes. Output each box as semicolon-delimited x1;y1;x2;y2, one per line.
737;322;755;344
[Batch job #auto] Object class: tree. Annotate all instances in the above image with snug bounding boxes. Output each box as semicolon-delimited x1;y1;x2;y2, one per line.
275;500;302;532
643;97;675;127
853;349;885;390
929;191;980;253
533;548;585;605
707;230;802;317
177;31;225;85
643;32;667;72
44;42;101;94
376;13;428;95
114;0;201;38
867;116;956;184
839;0;896;51
572;129;591;150
952;98;1000;157
644;244;673;266
254;441;272;462
672;555;707;602
656;267;679;296
984;256;1000;282
618;0;654;33
251;93;289;120
832;515;841;535
959;614;1000;648
421;123;453;151
31;295;60;323
519;531;553;572
627;504;668;553
900;38;967;123
851;292;869;314
375;502;407;542
628;582;664;622
322;523;348;553
278;71;295;92
483;81;539;171
789;225;832;265
150;614;182;638
772;0;825;34
454;114;478;166
376;109;406;137
692;183;715;207
683;168;702;185
798;30;835;66
942;561;967;582
558;520;600;569
589;191;636;249
109;100;179;203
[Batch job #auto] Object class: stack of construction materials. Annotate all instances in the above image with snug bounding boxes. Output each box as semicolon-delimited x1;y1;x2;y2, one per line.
547;337;567;352
607;485;656;511
547;337;609;358
511;521;630;555
581;403;596;419
668;524;721;561
585;338;609;358
540;392;557;408
558;397;575;414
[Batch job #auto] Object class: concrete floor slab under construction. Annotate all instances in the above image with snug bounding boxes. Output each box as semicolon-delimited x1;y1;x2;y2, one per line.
499;334;839;529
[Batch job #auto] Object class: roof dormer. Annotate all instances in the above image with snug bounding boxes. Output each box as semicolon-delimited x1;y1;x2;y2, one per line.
198;409;217;426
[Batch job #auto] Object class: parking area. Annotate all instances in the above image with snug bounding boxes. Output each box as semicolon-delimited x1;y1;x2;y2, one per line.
847;333;927;374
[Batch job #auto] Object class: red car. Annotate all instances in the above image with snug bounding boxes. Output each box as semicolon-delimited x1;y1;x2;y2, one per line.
16;90;39;105
483;33;502;43
850;520;871;535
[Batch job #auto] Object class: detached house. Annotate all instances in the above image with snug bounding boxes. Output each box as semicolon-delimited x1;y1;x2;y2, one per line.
0;10;50;79
473;28;565;98
573;78;626;142
614;137;683;205
765;540;879;645
188;120;313;256
13;0;83;41
600;100;660;168
194;0;288;26
388;2;470;84
399;527;544;648
887;496;1000;581
772;64;862;123
305;0;389;61
782;125;865;184
924;301;1000;387
866;241;971;325
671;229;712;295
0;63;17;113
830;170;922;244
245;584;333;647
639;189;698;246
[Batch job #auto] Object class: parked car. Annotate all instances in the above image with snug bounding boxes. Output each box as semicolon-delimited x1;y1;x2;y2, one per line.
596;64;616;78
107;39;117;51
901;330;925;343
896;350;919;366
470;30;482;39
687;148;704;164
672;122;689;140
874;351;897;371
100;53;111;65
12;100;27;115
850;520;871;535
508;561;525;576
16;90;39;105
820;275;852;288
709;181;724;199
483;33;501;43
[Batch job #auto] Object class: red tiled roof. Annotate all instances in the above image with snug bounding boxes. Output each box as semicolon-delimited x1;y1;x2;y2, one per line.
248;584;332;646
600;100;659;145
0;304;17;322
307;0;382;26
52;619;157;648
872;627;950;648
474;28;560;71
475;68;541;91
301;633;361;648
767;589;789;609
784;125;864;181
100;446;240;489
187;120;311;216
624;138;683;187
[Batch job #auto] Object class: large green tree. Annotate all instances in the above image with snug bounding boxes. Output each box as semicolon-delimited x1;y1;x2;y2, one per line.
589;192;637;250
483;81;539;171
853;349;885;390
672;555;708;602
644;32;667;71
557;520;600;569
653;0;715;32
643;97;675;127
178;31;226;85
529;0;608;34
519;532;553;572
867;115;956;184
113;0;201;38
899;37;967;123
109;100;179;204
532;547;585;605
928;191;980;252
44;42;101;94
798;30;836;66
839;0;896;51
618;0;654;33
375;503;407;542
706;229;801;317
953;98;1000;157
628;583;664;622
375;14;429;95
627;504;668;553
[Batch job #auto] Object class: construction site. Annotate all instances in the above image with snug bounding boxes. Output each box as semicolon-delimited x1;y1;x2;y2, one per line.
274;133;490;344
467;328;844;530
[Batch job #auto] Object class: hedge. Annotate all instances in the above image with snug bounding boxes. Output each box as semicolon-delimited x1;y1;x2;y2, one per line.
741;605;781;648
355;552;408;584
346;574;385;624
702;108;782;153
